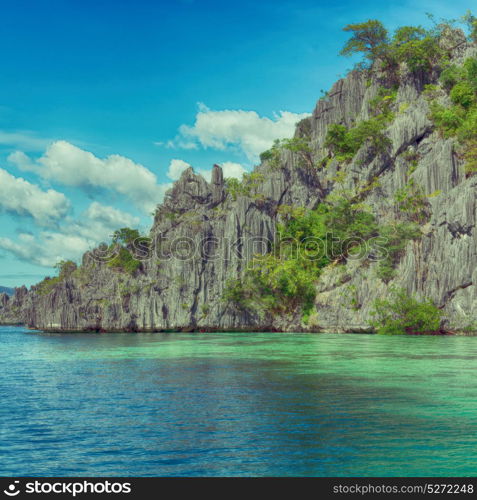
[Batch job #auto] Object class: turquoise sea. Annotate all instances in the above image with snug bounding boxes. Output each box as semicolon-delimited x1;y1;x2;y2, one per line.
1;325;476;476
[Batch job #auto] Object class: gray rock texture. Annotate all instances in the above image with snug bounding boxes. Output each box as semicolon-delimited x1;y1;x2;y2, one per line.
2;37;477;332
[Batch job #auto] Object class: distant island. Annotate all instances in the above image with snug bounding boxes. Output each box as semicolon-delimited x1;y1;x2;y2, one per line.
0;287;14;296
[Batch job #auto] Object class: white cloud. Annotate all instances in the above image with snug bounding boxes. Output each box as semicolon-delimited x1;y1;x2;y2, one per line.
220;162;247;179
0;232;91;267
0;202;143;267
0;168;70;226
170;140;198;150
83;201;140;229
0;114;255;269
167;159;192;181
67;202;142;243
0;130;52;151
196;169;212;182
166;103;310;161
1;140;169;267
155;140;198;150
8;141;167;213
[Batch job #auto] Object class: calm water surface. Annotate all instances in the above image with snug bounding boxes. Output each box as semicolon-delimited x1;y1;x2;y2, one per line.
1;326;476;476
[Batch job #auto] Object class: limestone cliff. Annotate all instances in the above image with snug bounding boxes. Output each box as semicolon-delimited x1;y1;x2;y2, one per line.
2;31;477;333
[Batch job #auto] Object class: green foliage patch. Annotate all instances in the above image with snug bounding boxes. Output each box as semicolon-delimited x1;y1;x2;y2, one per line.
35;260;78;296
370;287;443;334
375;222;422;282
429;57;477;176
259;137;314;170
324;88;396;164
224;173;426;318
224;192;383;321
394;178;435;223
107;247;142;274
35;276;61;296
339;18;456;73
112;227;140;246
324;114;392;163
105;227;146;275
225;172;265;200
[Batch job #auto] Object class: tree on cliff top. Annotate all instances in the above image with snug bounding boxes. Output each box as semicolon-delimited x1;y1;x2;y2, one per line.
112;228;140;246
340;20;389;65
340;14;477;73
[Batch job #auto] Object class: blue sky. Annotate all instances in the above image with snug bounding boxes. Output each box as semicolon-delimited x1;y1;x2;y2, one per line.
0;0;473;287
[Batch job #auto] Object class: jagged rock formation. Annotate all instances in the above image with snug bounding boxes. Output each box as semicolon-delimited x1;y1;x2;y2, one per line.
2;32;477;332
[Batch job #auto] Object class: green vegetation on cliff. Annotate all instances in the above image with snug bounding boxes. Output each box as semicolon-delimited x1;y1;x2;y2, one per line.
225;172;264;200
260;137;315;170
108;247;142;274
224;194;378;320
107;227;145;274
8;13;477;334
224;177;425;322
428;56;477;175
339;17;456;72
370;287;443;335
35;260;77;295
324;113;392;163
34;227;145;297
223;15;469;328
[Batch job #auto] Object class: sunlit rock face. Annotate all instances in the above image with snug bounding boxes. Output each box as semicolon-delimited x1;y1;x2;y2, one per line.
2;34;477;333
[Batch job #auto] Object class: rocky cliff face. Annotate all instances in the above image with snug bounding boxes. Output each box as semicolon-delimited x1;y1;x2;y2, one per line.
2;33;477;332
